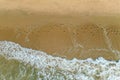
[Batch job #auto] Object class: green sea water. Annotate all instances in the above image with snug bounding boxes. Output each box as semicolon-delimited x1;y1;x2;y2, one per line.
0;55;70;80
0;56;39;80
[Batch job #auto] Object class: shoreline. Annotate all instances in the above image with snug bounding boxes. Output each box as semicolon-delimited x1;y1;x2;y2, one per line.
0;10;120;60
0;41;120;80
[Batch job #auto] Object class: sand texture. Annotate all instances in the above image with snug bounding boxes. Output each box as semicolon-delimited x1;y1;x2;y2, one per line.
0;0;120;16
0;10;120;60
0;0;120;60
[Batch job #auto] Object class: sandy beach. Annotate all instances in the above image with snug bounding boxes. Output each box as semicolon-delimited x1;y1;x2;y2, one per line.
0;11;120;60
0;0;120;60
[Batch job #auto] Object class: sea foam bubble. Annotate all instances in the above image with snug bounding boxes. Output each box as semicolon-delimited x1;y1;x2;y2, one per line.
0;41;120;80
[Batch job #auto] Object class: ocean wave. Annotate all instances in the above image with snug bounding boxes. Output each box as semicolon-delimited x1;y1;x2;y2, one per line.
0;41;120;80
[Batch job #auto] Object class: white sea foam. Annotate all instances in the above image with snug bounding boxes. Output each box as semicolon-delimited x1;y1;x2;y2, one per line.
0;41;120;80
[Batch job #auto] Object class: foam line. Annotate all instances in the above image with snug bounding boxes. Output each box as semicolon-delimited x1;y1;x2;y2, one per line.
0;41;120;80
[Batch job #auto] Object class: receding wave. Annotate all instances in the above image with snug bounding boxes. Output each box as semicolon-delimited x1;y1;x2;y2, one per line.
0;41;120;80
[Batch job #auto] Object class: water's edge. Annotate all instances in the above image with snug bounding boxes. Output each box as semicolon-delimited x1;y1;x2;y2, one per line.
0;41;120;80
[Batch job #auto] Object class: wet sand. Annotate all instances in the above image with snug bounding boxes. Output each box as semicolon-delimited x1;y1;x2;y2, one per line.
0;10;120;60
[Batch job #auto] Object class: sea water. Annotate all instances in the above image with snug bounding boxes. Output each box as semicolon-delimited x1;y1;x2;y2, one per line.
0;41;120;80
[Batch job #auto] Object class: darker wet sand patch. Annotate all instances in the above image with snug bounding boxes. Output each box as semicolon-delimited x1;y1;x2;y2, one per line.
0;10;120;60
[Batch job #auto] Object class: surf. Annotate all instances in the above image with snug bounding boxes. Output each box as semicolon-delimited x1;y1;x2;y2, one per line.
0;41;120;80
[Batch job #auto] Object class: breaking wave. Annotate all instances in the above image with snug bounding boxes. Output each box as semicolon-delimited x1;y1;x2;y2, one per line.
0;41;120;80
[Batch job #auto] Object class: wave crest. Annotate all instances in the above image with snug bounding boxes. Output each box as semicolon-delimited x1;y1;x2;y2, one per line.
0;41;120;80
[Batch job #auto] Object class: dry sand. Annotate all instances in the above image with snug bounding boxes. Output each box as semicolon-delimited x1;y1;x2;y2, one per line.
0;0;120;15
0;0;120;60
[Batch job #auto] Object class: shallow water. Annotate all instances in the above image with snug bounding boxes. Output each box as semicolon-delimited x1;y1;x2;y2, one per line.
0;41;120;80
